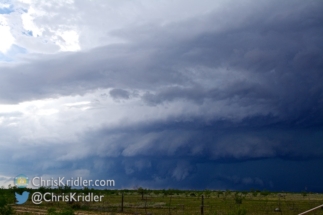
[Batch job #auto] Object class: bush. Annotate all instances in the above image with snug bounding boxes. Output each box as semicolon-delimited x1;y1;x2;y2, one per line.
301;191;307;197
204;190;212;198
0;196;14;215
260;190;270;196
234;193;243;204
217;191;223;198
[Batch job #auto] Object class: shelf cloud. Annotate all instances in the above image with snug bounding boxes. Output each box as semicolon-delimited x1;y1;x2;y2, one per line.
0;0;322;191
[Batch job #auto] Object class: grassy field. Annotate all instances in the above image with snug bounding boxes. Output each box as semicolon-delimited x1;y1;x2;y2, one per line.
1;188;323;214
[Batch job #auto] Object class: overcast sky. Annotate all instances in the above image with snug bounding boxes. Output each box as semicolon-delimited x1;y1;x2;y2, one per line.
0;0;323;192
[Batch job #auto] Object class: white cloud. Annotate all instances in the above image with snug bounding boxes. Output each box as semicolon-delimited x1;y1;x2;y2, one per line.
0;15;14;53
0;3;11;9
21;6;44;37
54;30;80;51
0;175;13;188
2;0;80;54
3;0;241;55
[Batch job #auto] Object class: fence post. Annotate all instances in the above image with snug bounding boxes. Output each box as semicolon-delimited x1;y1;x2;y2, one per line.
121;192;124;212
201;195;204;215
169;196;172;215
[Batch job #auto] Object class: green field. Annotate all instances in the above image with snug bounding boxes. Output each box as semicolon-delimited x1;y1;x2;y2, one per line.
1;187;323;214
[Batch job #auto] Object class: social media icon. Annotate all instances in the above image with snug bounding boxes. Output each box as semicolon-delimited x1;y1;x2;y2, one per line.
15;191;30;204
14;174;29;188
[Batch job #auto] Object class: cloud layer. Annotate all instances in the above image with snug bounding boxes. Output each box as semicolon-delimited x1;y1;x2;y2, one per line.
0;0;323;191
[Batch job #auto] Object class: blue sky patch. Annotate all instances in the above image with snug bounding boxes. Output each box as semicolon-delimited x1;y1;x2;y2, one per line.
23;30;33;37
0;44;27;62
0;5;14;14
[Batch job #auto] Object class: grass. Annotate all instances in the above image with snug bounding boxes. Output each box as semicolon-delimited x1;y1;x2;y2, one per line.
1;188;323;214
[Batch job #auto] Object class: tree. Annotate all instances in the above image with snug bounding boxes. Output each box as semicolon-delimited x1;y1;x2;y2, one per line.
137;187;145;200
204;189;212;198
234;193;244;204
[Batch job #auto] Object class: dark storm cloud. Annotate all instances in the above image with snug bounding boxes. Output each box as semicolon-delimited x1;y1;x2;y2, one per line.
1;0;323;191
3;118;322;191
86;119;323;161
109;88;130;100
0;43;185;103
0;0;321;107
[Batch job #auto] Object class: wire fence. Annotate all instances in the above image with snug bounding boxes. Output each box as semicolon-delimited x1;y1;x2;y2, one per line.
60;193;323;215
6;191;323;215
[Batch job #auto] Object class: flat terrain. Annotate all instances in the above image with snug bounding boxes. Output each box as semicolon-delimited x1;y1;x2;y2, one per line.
2;189;323;214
